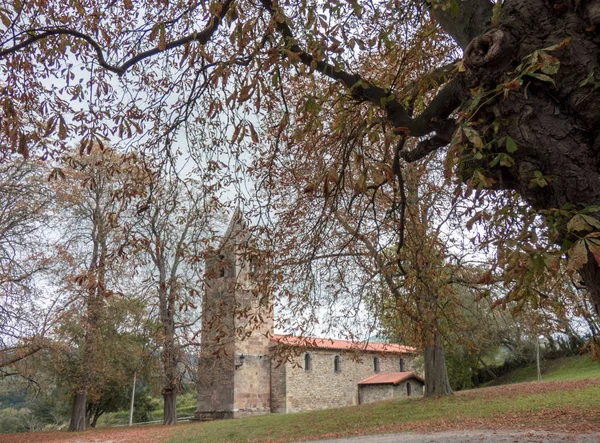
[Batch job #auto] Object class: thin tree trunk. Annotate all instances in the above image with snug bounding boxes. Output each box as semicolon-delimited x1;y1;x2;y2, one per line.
69;192;107;432
477;354;497;380
163;389;177;425
423;330;453;397
161;321;178;425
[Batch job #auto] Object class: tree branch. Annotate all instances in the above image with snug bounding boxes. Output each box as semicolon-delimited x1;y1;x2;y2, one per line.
260;0;468;145
428;0;494;50
260;0;429;134
0;0;234;76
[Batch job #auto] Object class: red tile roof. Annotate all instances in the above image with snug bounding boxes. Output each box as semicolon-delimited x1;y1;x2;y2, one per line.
358;372;424;385
270;334;416;354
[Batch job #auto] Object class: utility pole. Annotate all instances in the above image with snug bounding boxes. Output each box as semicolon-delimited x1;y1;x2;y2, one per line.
536;336;542;382
129;371;137;426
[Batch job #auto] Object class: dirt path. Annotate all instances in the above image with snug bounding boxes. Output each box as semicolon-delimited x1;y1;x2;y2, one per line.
301;430;600;443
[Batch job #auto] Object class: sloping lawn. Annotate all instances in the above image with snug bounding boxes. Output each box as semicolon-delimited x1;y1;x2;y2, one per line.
2;363;599;443
484;354;600;386
167;378;600;443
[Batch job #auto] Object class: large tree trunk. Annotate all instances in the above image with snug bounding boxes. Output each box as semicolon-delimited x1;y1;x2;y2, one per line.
438;0;600;315
581;254;600;318
423;330;453;397
68;392;87;432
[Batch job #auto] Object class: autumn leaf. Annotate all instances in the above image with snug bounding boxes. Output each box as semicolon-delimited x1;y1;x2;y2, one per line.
58;115;68;140
158;24;166;51
17;132;28;159
544;253;561;273
567;214;594;233
566;239;588;274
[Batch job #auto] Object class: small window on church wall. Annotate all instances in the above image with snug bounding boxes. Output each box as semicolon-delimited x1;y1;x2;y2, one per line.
334;355;341;373
304;353;312;371
407;382;412;396
219;254;226;278
373;357;380;373
399;357;405;372
249;258;257;275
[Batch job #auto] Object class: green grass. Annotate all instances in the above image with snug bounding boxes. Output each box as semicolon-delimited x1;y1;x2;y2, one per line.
97;392;197;427
166;381;600;443
483;354;600;386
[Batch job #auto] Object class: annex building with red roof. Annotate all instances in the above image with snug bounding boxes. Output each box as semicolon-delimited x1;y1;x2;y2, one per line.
194;212;424;421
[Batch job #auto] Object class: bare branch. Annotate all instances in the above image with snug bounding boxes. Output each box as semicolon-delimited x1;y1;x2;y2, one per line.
0;0;234;76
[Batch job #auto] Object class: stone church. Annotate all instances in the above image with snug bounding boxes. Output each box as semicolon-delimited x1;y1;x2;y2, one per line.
194;211;424;420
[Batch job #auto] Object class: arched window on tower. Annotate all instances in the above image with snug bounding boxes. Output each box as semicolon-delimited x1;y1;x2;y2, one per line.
219;254;226;278
304;352;312;371
373;356;380;373
407;382;412;396
399;357;405;372
334;355;341;373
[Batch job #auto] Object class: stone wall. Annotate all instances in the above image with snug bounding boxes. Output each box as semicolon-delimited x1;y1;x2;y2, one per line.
270;361;287;413
358;384;393;404
358;379;424;404
195;275;237;420
233;354;271;417
274;348;416;413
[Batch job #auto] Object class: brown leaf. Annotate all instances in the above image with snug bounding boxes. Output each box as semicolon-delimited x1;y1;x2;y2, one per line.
58;115;68;140
17;133;28;159
566;239;588;274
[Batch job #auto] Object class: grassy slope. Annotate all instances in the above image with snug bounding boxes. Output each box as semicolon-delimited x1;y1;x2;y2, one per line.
167;379;600;443
483;354;600;386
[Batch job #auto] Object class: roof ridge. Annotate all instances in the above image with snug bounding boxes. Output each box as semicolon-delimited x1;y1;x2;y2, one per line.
270;334;416;354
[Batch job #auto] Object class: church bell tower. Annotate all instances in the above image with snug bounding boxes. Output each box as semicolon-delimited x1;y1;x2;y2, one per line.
194;209;273;420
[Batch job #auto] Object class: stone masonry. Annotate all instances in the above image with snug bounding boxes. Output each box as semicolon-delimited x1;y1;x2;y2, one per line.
269;346;416;413
195;211;422;420
195;209;272;420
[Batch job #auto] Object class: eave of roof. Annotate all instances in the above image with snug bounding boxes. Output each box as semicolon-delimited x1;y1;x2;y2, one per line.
358;372;425;385
270;334;417;355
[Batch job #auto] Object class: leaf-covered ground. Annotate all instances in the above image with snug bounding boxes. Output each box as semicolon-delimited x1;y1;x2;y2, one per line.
2;378;599;443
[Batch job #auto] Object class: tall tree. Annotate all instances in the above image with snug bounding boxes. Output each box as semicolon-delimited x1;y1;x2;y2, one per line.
53;146;143;431
133;172;216;425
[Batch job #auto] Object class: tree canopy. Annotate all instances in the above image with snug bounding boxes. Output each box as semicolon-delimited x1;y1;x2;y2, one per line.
2;0;600;430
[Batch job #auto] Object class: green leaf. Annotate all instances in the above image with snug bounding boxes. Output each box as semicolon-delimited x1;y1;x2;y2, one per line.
582;214;600;230
526;72;555;85
582;205;600;214
505;136;517;153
